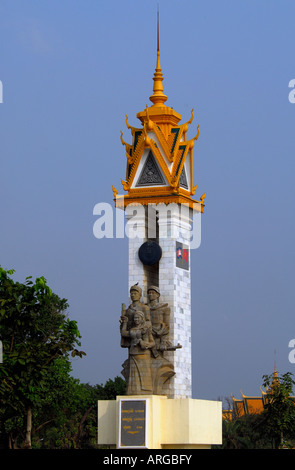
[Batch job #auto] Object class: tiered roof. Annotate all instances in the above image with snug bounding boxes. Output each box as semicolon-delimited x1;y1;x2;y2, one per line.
224;359;295;420
113;21;205;211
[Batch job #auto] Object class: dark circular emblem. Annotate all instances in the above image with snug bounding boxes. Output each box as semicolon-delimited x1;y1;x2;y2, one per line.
138;241;162;266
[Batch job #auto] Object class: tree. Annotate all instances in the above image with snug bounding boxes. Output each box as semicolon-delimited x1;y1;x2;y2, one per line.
0;267;85;448
262;371;295;448
30;358;96;449
221;418;251;449
0;347;126;449
95;376;126;400
31;368;126;449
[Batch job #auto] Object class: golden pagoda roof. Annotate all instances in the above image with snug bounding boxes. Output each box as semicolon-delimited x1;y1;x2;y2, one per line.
113;15;204;211
228;357;295;419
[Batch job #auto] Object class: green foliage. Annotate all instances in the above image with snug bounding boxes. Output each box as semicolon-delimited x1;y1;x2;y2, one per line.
262;372;295;448
222;418;252;449
0;266;126;449
30;358;94;449
95;376;126;400
0;356;126;448
221;372;295;449
0;267;85;448
0;267;84;391
30;361;125;449
221;413;271;449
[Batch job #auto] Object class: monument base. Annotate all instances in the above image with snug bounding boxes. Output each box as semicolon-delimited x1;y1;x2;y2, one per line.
97;395;222;449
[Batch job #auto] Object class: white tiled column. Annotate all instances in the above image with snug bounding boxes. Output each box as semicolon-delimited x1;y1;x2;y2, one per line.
126;205;147;299
158;203;193;399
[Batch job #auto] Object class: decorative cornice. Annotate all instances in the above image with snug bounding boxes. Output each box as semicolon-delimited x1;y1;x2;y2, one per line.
114;193;204;213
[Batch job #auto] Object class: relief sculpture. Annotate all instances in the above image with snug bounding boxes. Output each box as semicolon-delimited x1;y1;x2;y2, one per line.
120;284;181;396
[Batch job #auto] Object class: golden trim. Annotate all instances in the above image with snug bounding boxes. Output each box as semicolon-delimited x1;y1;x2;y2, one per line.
114;192;204;213
200;193;206;204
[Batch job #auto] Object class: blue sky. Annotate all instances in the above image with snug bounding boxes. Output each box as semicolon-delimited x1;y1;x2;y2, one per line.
1;0;295;403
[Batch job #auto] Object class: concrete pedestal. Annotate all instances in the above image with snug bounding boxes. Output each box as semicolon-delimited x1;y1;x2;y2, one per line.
97;395;222;449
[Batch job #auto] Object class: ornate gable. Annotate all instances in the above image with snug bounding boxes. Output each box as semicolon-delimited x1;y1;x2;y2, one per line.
135;151;166;187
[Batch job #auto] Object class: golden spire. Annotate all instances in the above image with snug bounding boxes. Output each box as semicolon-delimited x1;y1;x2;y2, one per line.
149;8;167;107
272;349;279;385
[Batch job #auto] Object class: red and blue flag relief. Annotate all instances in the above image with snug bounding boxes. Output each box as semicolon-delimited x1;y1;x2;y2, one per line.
176;243;189;270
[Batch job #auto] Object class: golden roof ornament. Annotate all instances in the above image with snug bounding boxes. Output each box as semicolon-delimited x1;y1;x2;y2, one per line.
149;11;167;108
114;11;205;213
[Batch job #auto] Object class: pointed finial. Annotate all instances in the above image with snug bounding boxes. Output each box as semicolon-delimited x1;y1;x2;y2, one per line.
272;349;279;385
149;6;167;107
157;4;160;53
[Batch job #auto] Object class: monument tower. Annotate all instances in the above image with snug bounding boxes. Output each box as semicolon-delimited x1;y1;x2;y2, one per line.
98;14;222;449
114;15;205;399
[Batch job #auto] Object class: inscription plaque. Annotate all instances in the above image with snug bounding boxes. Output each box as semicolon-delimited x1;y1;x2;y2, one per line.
118;399;148;448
